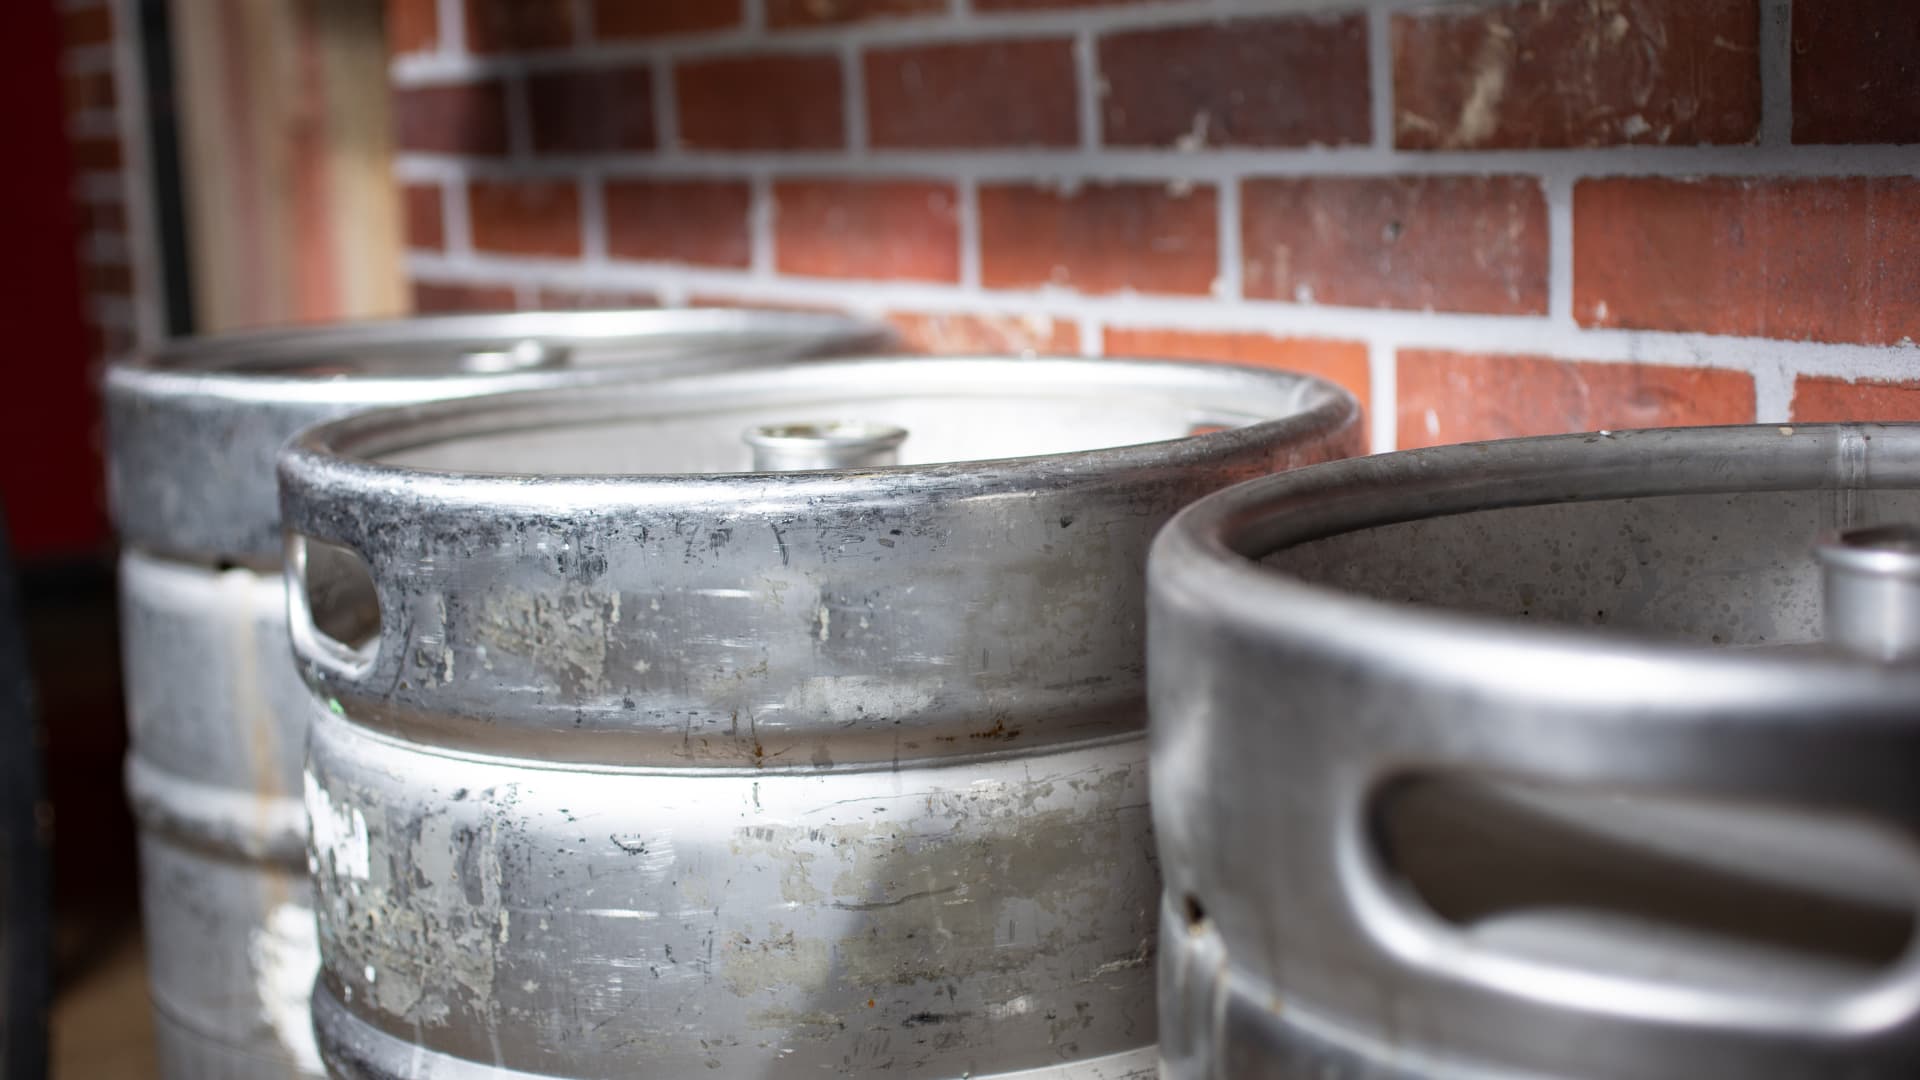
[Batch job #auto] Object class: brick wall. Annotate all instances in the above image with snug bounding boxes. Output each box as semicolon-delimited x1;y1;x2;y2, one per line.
60;0;151;367
386;0;1917;452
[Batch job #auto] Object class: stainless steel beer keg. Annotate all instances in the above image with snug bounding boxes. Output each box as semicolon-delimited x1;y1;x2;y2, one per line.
1148;423;1920;1080
278;356;1362;1079
107;309;888;1079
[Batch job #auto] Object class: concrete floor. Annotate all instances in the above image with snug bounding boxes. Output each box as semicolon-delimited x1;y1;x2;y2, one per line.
51;916;159;1079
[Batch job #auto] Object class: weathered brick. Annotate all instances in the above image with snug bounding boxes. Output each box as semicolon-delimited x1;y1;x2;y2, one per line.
888;311;1080;355
1792;3;1920;145
526;66;655;154
69;135;122;172
594;0;742;39
63;5;113;47
768;0;943;29
1397;351;1755;449
976;0;1173;7
979;183;1218;296
867;40;1077;149
403;183;445;250
1100;16;1369;148
774;180;959;282
676;54;844;150
64;69;116;114
1393;0;1760;149
76;199;127;236
468;179;583;257
88;262;133;296
1243;176;1547;315
534;286;660;310
1575;176;1920;346
387;0;437;54
464;0;574;52
1103;328;1371;411
605;179;752;267
394;82;509;155
1792;377;1920;422
413;280;518;313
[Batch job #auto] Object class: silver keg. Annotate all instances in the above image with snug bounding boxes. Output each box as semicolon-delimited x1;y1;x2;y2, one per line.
277;356;1362;1079
1148;423;1920;1080
107;309;889;1079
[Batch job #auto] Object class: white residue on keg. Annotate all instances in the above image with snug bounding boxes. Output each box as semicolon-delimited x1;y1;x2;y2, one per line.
248;900;323;1072
304;769;370;881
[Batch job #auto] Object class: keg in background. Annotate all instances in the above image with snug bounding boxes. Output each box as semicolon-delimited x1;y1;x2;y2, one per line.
1148;424;1920;1080
106;309;891;1079
278;357;1362;1079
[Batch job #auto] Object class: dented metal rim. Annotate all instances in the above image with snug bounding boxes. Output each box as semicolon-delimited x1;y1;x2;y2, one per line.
106;308;892;562
1153;423;1920;723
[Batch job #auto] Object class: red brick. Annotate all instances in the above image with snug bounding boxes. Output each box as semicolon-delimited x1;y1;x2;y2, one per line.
1243;176;1547;315
1103;328;1371;412
774;180;959;282
87;262;133;297
413;280;519;314
1392;0;1760;149
1575;177;1920;346
594;0;742;38
676;55;843;150
976;0;1172;7
1101;16;1369;148
1397;351;1755;449
768;0;942;29
64;5;113;47
64;69;116;114
464;0;574;52
70;135;122;172
605;179;752;267
1792;3;1920;145
534;287;660;310
887;311;1080;355
867;40;1077;149
468;179;583;257
387;0;437;54
526;66;655;154
394;82;509;155
77;200;127;235
1791;377;1920;422
979;183;1218;296
403;183;445;250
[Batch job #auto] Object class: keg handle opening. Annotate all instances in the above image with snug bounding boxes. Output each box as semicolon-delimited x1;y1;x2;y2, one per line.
287;533;383;680
1816;523;1920;662
1337;769;1920;1038
743;420;908;472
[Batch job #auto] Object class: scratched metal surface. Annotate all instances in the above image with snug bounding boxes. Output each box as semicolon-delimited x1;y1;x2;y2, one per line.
107;311;888;1079
280;356;1362;1078
1150;424;1920;1079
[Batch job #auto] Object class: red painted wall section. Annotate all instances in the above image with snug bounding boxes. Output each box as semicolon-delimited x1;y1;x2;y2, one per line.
1;0;108;558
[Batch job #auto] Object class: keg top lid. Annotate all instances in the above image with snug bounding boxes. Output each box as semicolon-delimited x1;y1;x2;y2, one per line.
106;308;893;562
1153;423;1920;718
282;354;1354;483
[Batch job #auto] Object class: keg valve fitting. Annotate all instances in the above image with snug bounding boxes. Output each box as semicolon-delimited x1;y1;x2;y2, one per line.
744;421;908;471
1815;523;1920;662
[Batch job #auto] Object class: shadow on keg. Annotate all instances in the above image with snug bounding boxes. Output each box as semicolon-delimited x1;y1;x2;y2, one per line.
1372;774;1917;989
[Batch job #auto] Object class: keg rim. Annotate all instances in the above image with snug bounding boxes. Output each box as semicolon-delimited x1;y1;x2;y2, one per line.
106;308;892;402
278;354;1359;498
1152;422;1920;715
105;308;895;563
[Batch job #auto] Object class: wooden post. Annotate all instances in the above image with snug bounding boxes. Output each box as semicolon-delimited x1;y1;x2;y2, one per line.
169;0;402;332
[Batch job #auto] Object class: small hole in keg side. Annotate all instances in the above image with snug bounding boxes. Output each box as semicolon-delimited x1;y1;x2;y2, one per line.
299;537;381;658
1182;894;1208;931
